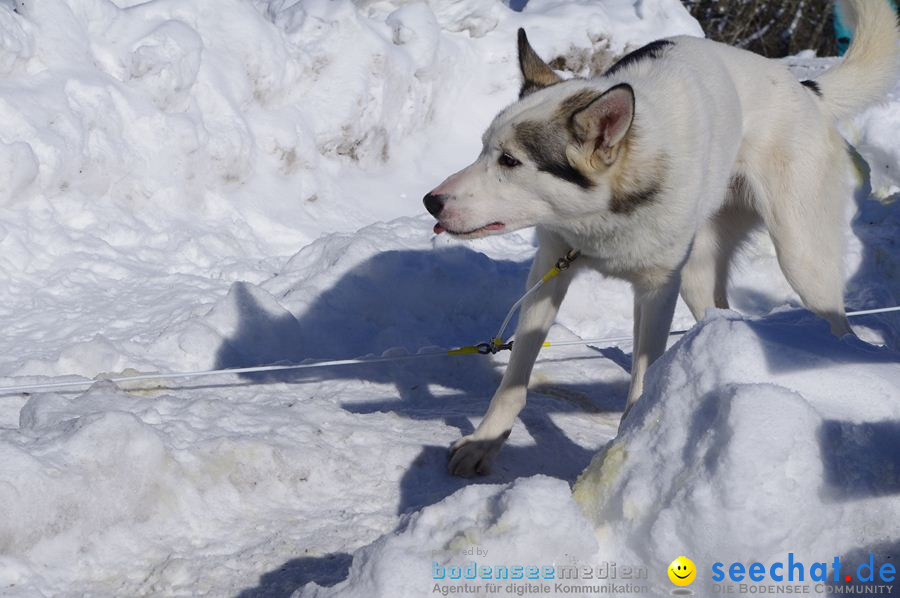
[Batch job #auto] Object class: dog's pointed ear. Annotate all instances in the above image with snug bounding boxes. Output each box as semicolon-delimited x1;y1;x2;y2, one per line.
518;28;560;98
571;84;634;166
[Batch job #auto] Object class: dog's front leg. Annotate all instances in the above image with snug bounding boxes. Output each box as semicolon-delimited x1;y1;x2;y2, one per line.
449;231;574;477
622;272;681;421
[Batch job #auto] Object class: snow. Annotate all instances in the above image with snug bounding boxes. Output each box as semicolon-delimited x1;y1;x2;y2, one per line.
853;96;900;198
301;312;900;598
300;476;601;598
0;0;897;596
575;311;900;573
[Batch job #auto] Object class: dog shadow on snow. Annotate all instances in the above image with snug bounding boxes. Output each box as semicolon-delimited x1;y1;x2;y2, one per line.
212;246;627;502
223;246;627;597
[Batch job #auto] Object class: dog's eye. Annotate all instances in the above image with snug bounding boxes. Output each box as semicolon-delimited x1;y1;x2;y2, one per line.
498;153;521;168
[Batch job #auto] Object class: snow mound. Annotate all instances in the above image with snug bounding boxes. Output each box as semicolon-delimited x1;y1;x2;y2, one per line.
302;311;900;596
576;311;900;569
853;93;900;198
3;381;321;593
0;0;702;251
297;476;600;598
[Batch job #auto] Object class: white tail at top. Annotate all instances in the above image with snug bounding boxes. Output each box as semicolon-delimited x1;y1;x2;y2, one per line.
814;0;900;119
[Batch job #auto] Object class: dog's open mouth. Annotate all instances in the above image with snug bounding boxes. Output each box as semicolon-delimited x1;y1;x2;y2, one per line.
433;222;505;236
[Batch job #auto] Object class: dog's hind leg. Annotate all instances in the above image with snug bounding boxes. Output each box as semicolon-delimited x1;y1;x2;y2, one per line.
752;144;853;337
680;192;760;321
448;228;575;476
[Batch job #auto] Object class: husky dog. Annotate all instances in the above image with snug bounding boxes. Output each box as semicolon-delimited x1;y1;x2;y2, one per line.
425;0;900;477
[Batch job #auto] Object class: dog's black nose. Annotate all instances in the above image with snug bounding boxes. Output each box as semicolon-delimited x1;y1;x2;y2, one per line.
423;193;446;217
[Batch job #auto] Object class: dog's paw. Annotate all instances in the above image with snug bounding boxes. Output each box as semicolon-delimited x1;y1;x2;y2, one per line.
447;431;510;477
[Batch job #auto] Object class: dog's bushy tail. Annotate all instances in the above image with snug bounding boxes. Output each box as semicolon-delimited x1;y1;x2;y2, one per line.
814;0;900;120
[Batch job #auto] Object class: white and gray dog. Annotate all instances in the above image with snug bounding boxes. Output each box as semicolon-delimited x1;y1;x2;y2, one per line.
424;0;900;477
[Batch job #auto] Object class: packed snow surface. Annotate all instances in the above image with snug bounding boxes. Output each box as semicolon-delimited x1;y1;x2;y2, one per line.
303;313;900;598
0;0;897;597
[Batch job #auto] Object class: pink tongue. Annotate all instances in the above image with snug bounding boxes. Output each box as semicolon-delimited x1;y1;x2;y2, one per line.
433;223;446;234
485;223;505;230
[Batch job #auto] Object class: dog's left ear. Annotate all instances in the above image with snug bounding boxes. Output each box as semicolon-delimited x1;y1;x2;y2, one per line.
570;84;635;167
518;28;561;98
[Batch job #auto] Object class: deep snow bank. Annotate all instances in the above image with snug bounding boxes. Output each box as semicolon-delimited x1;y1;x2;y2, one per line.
0;0;701;247
300;311;900;597
0;0;701;376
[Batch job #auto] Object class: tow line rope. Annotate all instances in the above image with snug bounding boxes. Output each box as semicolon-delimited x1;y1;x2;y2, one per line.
0;249;898;396
448;249;581;355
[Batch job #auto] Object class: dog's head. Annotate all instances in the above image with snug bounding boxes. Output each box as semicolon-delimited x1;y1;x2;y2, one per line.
424;29;636;239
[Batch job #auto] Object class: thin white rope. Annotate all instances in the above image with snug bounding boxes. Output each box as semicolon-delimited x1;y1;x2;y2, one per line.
839;305;900;316
0;305;896;396
0;353;443;395
494;276;547;343
493;249;579;345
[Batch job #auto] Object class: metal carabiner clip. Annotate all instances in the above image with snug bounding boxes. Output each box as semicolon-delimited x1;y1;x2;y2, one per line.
556;249;581;271
488;338;514;354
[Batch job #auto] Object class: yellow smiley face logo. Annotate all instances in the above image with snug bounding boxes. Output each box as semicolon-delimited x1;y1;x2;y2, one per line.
668;556;696;586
